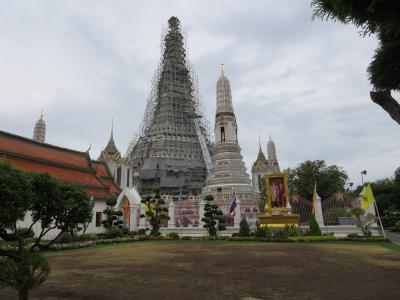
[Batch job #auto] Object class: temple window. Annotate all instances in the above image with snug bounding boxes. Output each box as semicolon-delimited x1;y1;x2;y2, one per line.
220;126;225;142
116;167;122;187
127;169;130;187
95;212;102;227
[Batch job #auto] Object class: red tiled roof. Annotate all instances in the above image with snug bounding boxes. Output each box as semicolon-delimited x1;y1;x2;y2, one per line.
0;130;121;199
0;133;88;169
92;160;121;195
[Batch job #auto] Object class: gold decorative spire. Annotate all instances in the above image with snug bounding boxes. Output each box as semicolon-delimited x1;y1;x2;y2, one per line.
111;117;114;139
103;118;120;157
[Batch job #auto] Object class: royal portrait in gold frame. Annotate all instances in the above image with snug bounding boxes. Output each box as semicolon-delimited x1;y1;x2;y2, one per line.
264;173;289;212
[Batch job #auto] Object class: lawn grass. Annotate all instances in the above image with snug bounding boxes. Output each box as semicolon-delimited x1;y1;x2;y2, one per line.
1;241;400;300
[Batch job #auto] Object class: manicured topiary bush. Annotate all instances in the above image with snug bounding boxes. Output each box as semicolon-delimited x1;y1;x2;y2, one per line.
254;227;272;240
138;229;147;236
167;232;179;240
239;218;251;237
202;195;226;236
309;214;322;236
104;227;124;239
140;187;170;237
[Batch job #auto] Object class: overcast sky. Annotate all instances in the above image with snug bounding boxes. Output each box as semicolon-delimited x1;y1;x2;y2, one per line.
1;0;399;187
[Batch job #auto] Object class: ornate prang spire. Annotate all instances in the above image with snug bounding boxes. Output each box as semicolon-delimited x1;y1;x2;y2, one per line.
99;118;121;161
33;110;46;143
216;65;234;116
204;65;251;187
254;133;266;162
267;134;279;168
127;16;209;195
203;64;256;214
105;118;119;155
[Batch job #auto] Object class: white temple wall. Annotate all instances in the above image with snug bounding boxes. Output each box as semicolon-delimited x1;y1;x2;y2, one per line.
105;160;133;189
12;188;144;239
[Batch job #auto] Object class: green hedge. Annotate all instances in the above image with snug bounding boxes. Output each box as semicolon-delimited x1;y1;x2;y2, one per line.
3;234;388;253
49;236;146;251
290;236;337;242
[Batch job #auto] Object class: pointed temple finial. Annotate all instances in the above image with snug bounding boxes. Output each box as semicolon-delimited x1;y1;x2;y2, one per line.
40;109;44;119
269;133;272;141
111;117;114;138
99;117;120;160
258;133;261;151
221;64;224;77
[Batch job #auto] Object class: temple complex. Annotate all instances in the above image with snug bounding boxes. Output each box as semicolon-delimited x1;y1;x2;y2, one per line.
0;15;384;239
127;17;210;198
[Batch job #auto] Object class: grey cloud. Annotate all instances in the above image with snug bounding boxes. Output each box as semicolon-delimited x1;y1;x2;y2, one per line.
0;0;399;186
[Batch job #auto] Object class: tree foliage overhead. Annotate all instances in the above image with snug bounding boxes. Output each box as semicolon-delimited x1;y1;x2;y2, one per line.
285;160;348;199
0;161;32;230
0;161;92;300
0;252;50;300
394;167;400;184
311;0;400;125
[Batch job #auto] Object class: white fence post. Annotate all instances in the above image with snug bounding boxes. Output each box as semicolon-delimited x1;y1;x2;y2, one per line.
234;197;241;227
315;195;324;227
199;199;205;227
168;201;175;227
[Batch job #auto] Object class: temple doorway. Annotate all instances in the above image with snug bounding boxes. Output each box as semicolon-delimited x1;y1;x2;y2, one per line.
123;197;131;229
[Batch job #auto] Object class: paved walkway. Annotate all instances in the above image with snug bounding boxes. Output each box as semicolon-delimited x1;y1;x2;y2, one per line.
385;231;400;245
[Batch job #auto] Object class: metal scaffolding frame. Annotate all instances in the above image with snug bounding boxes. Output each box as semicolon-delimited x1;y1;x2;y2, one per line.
126;17;211;196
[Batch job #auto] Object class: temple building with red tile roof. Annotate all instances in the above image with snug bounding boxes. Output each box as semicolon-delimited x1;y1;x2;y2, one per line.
0;129;120;200
0;128;145;237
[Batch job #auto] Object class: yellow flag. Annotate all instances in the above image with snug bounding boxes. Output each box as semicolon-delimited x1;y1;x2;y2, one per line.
361;184;375;210
312;182;317;214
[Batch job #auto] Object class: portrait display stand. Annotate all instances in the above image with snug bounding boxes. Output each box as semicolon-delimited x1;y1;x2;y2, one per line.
257;173;300;228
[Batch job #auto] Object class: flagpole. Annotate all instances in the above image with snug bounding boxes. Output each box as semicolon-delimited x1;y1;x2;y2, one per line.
374;200;386;238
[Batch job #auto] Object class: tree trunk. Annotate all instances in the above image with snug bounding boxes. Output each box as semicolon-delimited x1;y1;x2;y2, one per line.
18;288;29;300
370;90;400;126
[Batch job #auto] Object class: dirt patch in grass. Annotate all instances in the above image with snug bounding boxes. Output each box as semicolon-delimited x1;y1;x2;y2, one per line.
1;242;400;300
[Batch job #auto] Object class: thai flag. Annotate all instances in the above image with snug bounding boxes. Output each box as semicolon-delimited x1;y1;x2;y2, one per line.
229;192;237;217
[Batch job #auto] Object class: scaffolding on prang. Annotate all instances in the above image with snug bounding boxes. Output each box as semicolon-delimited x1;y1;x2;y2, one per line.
126;17;211;197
